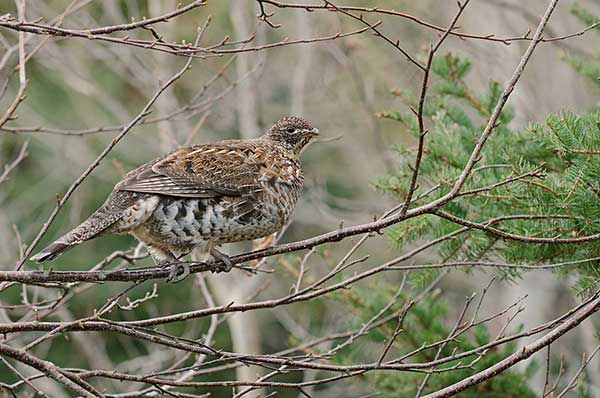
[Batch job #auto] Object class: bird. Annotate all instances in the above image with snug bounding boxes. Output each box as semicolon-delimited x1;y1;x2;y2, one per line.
30;116;319;282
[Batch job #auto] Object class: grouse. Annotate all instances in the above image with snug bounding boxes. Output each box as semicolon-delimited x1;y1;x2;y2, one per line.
31;116;319;281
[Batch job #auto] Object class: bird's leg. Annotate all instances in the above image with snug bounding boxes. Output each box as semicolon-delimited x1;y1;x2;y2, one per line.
148;246;190;283
163;261;190;283
166;253;192;283
210;247;233;273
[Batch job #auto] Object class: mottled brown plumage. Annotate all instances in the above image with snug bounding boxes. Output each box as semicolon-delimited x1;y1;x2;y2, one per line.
31;116;319;281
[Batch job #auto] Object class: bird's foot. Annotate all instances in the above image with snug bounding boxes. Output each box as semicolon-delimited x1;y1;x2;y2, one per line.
210;248;233;273
160;259;191;283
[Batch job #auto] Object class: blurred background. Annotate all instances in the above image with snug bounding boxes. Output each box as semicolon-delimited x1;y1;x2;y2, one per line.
0;1;599;397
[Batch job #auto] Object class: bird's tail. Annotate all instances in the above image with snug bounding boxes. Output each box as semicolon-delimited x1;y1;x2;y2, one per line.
30;209;122;263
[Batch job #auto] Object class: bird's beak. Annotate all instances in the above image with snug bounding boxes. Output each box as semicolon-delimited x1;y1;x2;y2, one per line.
307;128;319;137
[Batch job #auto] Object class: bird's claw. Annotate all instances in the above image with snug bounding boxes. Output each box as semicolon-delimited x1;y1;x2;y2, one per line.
160;260;191;283
158;249;232;282
210;248;233;273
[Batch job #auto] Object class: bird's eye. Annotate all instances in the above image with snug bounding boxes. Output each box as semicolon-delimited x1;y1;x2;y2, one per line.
286;127;295;134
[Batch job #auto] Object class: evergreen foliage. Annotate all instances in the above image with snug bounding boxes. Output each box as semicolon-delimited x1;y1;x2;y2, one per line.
377;52;600;295
330;284;538;397
331;5;600;396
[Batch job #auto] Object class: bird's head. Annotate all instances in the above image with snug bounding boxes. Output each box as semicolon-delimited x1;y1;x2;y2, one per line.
264;116;319;154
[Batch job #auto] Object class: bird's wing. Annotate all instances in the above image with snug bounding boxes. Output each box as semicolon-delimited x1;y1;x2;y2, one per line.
115;142;270;198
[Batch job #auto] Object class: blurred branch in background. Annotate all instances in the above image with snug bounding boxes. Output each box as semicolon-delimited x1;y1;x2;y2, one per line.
0;0;599;397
